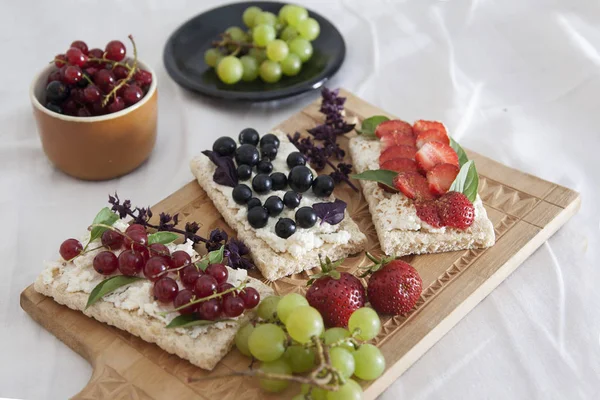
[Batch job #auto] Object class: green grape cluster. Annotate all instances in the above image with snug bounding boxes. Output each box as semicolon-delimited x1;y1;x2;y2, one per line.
204;4;320;85
233;293;386;400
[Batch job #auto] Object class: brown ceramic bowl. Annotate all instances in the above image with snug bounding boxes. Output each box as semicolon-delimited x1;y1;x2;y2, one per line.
30;61;158;180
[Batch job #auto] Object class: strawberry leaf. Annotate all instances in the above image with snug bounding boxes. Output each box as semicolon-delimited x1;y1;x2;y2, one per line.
166;315;233;329
86;275;144;309
449;160;479;202
356;115;389;137
89;207;119;243
350;169;397;190
449;137;469;167
147;231;179;245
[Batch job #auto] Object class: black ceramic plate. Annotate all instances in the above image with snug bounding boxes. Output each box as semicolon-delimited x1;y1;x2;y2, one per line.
163;1;345;101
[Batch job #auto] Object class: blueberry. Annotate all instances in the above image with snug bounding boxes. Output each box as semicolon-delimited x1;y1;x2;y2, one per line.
270;172;288;191
248;206;269;229
295;206;318;228
213;136;237;157
247;197;262;209
237;164;252;181
283;191;302;209
288;166;314;193
312;175;335;197
232;184;252;205
257;160;273;174
252;174;272;194
286;151;306;169
261;143;278;161
264;196;284;217
239;128;260;146
260;133;280;148
46;81;69;103
275;218;296;238
46;102;62;114
235;144;260;166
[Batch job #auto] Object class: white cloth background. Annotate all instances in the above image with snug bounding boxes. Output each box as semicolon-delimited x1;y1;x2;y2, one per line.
1;0;598;399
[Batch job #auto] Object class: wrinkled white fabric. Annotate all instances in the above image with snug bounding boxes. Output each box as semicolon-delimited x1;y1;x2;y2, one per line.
1;0;598;399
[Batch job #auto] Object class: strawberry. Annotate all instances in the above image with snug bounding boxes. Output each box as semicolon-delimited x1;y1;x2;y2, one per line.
305;256;366;327
436;191;475;229
416;129;449;149
415;200;442;228
393;172;435;201
380;158;418;173
375;119;414;138
362;255;422;316
381;134;417;149
426;163;459;195
379;145;416;164
415;141;459;172
413;120;447;136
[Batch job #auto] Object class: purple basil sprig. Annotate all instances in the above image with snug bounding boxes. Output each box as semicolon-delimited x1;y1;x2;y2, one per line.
201;150;238;188
312;199;347;225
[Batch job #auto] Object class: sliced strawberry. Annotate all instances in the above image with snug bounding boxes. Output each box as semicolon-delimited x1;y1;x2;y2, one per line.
375;120;414;139
436;191;475;229
415;141;459;172
381;134;416;150
392;172;435;201
416;129;449;149
415;201;442;228
379;145;417;164
426;163;460;196
413;120;448;136
381;158;418;173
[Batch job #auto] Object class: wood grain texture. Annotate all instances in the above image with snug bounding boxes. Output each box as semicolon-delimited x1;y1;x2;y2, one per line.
20;89;580;400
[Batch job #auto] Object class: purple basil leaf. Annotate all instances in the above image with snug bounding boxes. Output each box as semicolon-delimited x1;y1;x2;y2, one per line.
313;199;347;225
202;150;238;187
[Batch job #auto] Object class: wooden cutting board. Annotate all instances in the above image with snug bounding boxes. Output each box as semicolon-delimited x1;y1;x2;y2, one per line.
20;89;580;400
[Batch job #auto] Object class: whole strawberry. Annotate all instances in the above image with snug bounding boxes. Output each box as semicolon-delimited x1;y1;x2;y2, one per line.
306;256;366;327
436;191;475;229
364;255;422;315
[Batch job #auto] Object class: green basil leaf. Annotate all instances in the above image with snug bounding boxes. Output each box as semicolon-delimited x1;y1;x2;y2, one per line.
449;137;469;167
166;315;233;329
86;275;144;309
147;231;179;245
356;115;389;137
195;245;225;271
449;160;479;202
89;207;119;243
350;169;398;190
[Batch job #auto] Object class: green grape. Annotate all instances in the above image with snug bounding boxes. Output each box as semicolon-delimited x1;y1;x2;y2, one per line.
248;323;286;361
288;38;313;62
204;48;223;68
281;54;302;76
323;327;354;352
252;24;276;46
285;306;324;343
353;344;386;380
329;347;355;379
243;6;262;28
254;11;277;27
248;48;267;64
240;55;259;82
284;345;315;373
280;25;299;42
257;295;281;321
292;395;306;400
259;60;281;83
216;56;243;84
259;359;292;393
301;384;327;400
276;293;308;324
278;4;295;23
234;323;254;356
326;379;362;400
348;307;381;341
297;18;320;41
266;39;289;62
286;5;309;28
225;26;246;42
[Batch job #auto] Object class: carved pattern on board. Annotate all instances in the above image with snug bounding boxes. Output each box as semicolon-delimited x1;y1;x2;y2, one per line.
76;365;152;400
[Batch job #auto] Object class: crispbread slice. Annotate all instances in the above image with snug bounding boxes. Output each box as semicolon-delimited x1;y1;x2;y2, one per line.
34;270;272;371
190;132;367;281
349;136;495;256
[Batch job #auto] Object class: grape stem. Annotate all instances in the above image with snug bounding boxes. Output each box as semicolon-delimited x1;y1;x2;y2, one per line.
160;279;249;316
102;34;138;107
212;32;264;50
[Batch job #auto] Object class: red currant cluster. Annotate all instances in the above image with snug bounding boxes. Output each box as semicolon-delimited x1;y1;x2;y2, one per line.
58;223;260;320
45;37;152;117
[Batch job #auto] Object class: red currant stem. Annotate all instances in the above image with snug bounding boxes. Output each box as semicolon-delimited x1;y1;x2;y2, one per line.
86;57;135;71
101;35;138;107
50;58;67;66
82;73;94;85
160;279;249;317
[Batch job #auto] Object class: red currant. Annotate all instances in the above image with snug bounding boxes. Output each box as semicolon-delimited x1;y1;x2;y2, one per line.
223;296;245;318
180;265;202;290
70;88;85;103
126;224;146;233
134;69;153;86
47;70;63;83
239;287;260;309
54;54;67;68
62;99;78;116
64;66;82;84
105;40;126;61
85;67;99;77
101;229;123;250
124;229;147;249
173;289;196;315
171;251;191;269
143;256;168;281
94;69;115;90
217;282;236;301
199;298;222;320
107;97;125;113
154;277;179;303
59;238;83;260
83;85;101;103
113;65;129;79
70;40;89;55
194;275;218;298
149;243;170;258
66;47;88;67
88;48;104;59
123;85;143;105
206;263;228;284
93;251;118;275
77;107;92;117
90;101;106;116
118;250;144;276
